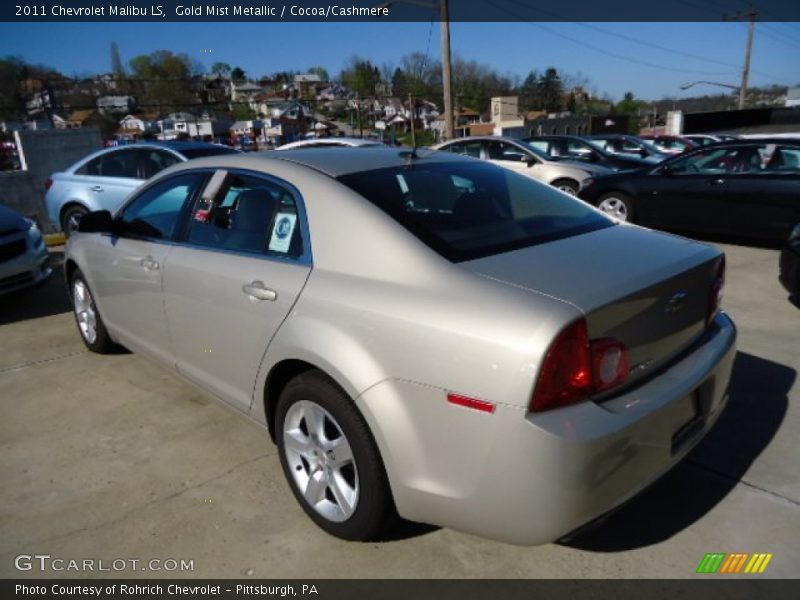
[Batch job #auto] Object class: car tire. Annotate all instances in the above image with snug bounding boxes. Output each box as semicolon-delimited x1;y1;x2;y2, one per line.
62;205;89;238
276;369;397;541
552;179;579;196
596;192;634;222
70;270;119;354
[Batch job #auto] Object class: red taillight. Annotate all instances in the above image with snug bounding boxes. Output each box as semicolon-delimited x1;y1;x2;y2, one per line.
531;318;630;412
531;319;593;412
707;255;725;326
44;177;53;192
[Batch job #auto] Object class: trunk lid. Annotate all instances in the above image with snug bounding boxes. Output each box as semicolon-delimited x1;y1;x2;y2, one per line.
464;224;722;389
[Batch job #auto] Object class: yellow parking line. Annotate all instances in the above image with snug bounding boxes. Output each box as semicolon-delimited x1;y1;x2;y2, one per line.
44;233;66;247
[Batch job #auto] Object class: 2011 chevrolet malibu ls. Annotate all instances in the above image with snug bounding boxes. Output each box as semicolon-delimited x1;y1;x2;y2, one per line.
65;148;736;545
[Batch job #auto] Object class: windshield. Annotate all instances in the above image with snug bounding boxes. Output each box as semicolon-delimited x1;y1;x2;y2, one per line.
337;161;613;262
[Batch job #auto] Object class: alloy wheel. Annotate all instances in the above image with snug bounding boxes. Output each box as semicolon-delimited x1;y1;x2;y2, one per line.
282;399;359;522
73;279;97;344
597;196;629;221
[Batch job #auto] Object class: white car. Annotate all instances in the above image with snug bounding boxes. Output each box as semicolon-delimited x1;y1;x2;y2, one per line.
276;137;384;150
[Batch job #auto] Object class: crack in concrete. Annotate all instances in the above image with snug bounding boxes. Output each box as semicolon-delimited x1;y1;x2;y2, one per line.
25;452;273;547
686;458;800;508
0;351;87;374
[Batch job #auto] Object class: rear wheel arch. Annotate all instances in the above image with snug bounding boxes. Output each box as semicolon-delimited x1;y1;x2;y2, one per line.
550;178;580;195
59;201;90;234
264;359;360;443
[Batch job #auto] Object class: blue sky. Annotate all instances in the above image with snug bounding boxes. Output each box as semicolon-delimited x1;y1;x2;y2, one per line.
1;21;798;101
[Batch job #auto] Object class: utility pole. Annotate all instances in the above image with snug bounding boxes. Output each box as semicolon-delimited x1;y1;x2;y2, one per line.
724;6;757;110
440;0;454;141
408;93;417;147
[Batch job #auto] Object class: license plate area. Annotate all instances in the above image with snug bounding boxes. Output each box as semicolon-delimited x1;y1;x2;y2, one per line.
671;392;703;456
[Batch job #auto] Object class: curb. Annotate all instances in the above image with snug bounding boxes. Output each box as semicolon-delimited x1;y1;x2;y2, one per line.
44;233;66;247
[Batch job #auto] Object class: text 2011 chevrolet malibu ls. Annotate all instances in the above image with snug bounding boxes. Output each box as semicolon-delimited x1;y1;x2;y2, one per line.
65;148;736;544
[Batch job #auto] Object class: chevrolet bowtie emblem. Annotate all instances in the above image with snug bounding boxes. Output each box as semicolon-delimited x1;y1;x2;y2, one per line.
666;292;688;314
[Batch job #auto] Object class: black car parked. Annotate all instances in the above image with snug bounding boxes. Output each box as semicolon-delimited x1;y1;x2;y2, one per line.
525;135;654;171
779;223;800;303
578;138;800;242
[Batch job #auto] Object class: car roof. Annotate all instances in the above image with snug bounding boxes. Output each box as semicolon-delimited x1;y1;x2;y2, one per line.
277;137;383;149
439;135;524;144
180;146;474;178
700;137;800;146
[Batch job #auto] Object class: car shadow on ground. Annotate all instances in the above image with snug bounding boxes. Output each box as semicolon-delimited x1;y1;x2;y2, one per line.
0;249;73;326
562;351;793;552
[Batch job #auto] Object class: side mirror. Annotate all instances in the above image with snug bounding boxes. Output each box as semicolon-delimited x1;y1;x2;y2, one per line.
524;155;537;167
639;148;648;158
659;164;673;176
77;210;118;234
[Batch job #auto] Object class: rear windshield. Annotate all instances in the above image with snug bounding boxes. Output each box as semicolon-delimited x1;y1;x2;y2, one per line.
180;146;240;159
337;161;613;262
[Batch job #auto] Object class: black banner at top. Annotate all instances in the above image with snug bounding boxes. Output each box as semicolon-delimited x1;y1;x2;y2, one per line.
2;0;800;22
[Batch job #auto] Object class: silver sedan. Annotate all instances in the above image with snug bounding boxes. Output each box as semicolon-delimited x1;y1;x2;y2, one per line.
0;204;50;295
65;148;736;544
433;135;612;195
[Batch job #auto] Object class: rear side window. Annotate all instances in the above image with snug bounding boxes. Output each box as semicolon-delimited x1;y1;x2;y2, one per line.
141;149;181;178
78;149;140;178
338;162;612;262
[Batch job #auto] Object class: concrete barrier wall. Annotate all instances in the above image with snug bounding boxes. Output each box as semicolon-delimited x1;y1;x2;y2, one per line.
0;128;102;231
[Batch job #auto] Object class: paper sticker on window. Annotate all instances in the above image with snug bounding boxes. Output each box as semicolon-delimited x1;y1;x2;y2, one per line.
269;213;297;253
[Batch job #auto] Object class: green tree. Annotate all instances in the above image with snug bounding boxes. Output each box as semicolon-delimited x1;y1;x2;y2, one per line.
340;56;380;97
307;66;330;81
538;67;564;113
615;91;649;133
519;70;541;111
211;62;232;77
128;50;196;114
231;66;246;81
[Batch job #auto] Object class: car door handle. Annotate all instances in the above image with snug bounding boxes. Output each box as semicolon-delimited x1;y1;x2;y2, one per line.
91;185;104;192
140;257;159;271
242;281;277;301
710;178;725;185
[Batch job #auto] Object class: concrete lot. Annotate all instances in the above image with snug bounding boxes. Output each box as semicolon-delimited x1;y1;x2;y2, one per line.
0;241;798;579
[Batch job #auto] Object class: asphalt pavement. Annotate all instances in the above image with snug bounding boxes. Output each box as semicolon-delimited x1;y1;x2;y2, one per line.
0;241;797;578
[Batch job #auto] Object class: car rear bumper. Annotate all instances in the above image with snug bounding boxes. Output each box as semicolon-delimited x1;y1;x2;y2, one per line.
357;311;736;545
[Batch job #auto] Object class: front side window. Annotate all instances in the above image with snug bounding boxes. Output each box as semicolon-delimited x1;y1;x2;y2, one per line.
187;172;303;257
669;145;764;174
338;161;612;262
119;173;203;239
